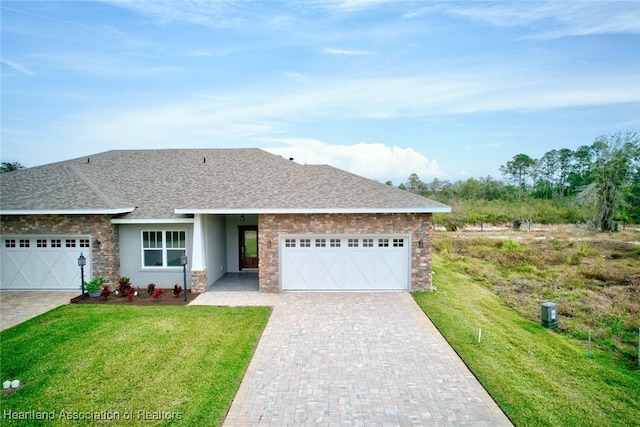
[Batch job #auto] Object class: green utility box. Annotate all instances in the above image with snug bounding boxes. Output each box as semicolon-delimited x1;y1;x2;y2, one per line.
541;302;558;329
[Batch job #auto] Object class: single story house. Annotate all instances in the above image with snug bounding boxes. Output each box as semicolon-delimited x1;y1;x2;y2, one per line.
0;149;450;292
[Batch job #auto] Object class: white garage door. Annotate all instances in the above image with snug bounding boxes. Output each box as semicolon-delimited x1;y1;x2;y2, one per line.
281;235;410;291
0;236;92;290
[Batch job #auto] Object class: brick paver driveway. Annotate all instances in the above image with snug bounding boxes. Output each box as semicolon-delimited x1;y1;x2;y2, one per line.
0;291;78;331
192;292;511;426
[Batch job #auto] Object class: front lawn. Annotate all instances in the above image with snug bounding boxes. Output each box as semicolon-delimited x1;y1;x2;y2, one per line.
0;305;270;426
414;255;640;426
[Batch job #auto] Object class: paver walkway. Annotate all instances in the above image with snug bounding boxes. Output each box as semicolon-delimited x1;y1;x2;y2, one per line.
192;291;512;426
0;291;78;331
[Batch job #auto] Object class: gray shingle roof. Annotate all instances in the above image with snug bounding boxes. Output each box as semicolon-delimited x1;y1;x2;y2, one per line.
1;149;450;219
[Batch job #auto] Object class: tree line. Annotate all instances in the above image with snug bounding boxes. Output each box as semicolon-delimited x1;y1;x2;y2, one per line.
395;131;640;231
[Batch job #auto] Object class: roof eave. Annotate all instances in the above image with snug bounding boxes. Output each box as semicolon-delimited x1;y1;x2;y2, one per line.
175;207;451;215
0;208;136;215
111;218;194;224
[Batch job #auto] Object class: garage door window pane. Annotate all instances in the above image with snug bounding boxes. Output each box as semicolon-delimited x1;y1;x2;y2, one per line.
80;239;90;248
300;239;310;247
20;240;30;248
315;239;326;247
330;239;341;247
393;238;404;247
285;239;296;247
378;239;389;247
37;239;47;248
348;239;359;247
363;239;373;247
66;239;76;248
51;239;61;247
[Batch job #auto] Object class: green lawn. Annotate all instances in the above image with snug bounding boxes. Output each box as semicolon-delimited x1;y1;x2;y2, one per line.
0;305;270;426
413;255;640;427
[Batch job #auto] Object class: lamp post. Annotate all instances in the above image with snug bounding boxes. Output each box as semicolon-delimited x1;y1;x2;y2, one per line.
78;253;86;300
180;254;188;302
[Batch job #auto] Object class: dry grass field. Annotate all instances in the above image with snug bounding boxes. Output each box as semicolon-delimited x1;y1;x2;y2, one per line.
432;225;640;368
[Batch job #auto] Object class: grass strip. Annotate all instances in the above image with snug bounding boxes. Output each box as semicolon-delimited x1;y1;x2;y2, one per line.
1;305;270;426
413;255;640;427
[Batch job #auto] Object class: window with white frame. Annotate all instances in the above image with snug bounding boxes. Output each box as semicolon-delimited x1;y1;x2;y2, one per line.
142;230;186;268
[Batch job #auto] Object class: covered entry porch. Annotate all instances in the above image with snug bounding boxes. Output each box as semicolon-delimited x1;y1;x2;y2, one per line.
189;213;260;293
208;272;259;291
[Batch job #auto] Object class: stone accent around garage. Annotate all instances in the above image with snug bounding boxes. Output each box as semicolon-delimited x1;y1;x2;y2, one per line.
258;213;433;293
0;214;120;284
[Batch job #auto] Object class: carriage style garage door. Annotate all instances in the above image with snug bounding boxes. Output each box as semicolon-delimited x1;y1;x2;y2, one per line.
0;236;92;290
281;235;410;291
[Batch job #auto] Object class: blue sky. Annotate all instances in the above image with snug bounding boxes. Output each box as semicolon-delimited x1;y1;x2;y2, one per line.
2;1;639;185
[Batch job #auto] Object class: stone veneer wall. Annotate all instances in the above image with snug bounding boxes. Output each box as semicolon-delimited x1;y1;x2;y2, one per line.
0;215;120;284
258;213;433;293
190;270;208;294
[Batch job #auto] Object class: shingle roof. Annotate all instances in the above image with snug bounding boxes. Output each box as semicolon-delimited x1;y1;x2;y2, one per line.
1;148;450;219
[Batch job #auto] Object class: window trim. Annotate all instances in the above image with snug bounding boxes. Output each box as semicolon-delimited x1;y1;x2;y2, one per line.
141;230;187;269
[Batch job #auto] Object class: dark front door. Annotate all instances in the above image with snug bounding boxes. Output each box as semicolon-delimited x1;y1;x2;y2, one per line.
239;226;258;269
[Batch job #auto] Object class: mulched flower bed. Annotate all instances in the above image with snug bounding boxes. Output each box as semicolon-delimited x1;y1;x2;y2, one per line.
70;289;198;306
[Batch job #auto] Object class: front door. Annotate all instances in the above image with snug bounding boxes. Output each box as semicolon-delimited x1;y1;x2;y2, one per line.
239;226;258;269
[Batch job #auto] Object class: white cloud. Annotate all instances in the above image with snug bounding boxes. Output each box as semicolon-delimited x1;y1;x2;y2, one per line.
55;64;639;163
324;0;394;13
443;1;640;39
260;138;442;182
1;57;36;77
25;52;179;78
103;0;247;28
322;47;374;56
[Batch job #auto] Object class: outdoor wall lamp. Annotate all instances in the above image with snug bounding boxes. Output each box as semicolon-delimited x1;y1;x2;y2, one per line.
418;239;424;248
78;253;86;299
180;254;188;302
240;214;245;222
267;239;272;249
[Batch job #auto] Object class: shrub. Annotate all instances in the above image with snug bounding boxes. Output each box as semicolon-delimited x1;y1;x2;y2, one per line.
100;285;110;299
501;239;522;251
151;288;164;299
85;277;105;292
118;277;132;296
173;284;183;297
124;286;136;301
